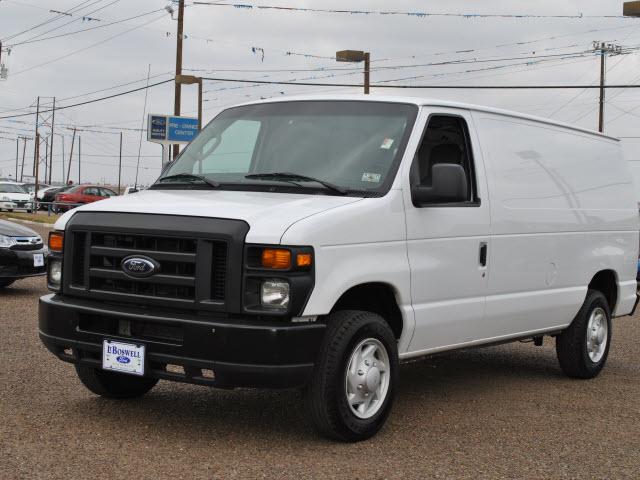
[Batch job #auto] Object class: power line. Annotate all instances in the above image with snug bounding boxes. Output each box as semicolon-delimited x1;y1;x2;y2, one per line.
12;0;118;45
190;2;640;19
0;0;96;42
9;12;166;77
0;78;173;120
199;76;640;89
7;7;163;47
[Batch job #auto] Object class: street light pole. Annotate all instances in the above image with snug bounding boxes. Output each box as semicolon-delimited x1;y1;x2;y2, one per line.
175;74;203;130
336;50;371;94
623;1;640;16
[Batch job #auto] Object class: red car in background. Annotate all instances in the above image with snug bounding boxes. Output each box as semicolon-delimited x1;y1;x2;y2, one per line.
54;185;118;212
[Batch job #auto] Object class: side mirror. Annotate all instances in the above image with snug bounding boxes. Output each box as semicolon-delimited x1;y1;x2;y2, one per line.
411;163;468;205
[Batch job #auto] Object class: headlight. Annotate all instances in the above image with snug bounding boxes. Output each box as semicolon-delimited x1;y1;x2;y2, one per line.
1;196;9;201
48;257;62;291
261;279;290;309
0;234;16;249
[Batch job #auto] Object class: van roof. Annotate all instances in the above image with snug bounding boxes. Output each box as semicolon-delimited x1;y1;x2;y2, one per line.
236;94;619;142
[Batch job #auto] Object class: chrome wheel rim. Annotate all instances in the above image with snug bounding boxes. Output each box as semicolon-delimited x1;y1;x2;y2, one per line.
344;338;390;419
586;307;608;363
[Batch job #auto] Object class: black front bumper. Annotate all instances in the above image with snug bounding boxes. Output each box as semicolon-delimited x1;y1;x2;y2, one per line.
0;247;46;280
39;294;326;388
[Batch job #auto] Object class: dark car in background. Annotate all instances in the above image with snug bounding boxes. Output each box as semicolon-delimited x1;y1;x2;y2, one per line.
54;185;117;212
40;185;73;210
0;219;47;288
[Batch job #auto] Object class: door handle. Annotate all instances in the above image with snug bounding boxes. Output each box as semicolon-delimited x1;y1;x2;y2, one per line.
479;242;487;267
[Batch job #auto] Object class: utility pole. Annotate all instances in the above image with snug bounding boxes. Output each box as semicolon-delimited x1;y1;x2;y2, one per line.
67;128;76;184
33;96;40;176
19;136;27;181
118;132;123;193
34;133;40;196
44;137;49;182
15;138;18;180
173;0;185;160
78;136;81;184
48;97;55;184
593;41;622;133
60;135;65;184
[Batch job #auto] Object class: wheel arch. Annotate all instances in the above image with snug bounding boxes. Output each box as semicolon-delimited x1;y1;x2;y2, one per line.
588;269;618;314
329;282;405;340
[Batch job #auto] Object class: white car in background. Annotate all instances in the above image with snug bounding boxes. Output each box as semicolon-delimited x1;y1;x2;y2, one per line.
0;181;35;213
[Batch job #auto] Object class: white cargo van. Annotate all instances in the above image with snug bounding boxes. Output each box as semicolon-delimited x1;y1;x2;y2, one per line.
39;96;639;441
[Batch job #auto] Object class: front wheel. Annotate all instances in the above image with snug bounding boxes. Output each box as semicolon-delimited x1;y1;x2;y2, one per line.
556;289;612;379
75;365;158;399
0;279;15;288
305;310;398;442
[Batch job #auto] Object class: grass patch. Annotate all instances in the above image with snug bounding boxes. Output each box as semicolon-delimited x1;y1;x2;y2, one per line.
0;212;59;224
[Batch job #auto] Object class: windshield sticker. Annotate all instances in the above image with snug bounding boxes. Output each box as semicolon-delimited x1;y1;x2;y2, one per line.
380;138;394;150
362;172;382;183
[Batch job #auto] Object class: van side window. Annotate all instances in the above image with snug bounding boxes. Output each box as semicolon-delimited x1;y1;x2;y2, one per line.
410;115;477;204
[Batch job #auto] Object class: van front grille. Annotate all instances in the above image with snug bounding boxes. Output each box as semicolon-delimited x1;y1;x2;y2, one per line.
68;231;228;308
62;212;248;314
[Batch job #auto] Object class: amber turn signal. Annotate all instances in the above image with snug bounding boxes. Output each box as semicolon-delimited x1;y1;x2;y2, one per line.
296;253;312;267
49;232;64;253
261;248;291;269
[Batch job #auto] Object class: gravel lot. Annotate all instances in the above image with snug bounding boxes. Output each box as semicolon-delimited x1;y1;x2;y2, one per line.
2;221;639;479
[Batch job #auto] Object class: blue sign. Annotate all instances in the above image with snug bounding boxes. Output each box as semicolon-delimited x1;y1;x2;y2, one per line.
149;115;166;141
167;116;199;143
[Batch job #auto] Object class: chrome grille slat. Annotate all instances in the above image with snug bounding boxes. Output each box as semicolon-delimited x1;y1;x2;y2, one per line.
89;267;195;286
90;245;196;263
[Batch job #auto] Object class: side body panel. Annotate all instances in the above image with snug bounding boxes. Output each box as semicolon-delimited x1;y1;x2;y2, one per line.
473;111;638;336
283;190;415;353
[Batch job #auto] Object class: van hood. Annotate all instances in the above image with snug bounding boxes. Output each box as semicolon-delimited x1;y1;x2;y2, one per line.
54;189;363;244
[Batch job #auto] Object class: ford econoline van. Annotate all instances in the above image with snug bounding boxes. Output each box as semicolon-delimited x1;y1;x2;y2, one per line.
39;96;639;441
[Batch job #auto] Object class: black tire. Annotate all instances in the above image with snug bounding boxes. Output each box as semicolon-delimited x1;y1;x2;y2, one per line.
305;310;398;442
556;289;612;379
26;209;33;214
0;279;15;288
75;365;158;399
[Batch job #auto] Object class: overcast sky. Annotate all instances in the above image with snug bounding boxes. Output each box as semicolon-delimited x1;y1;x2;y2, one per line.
0;0;639;187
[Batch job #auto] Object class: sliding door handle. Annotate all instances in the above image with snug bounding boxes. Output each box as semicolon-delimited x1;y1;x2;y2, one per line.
479;242;488;267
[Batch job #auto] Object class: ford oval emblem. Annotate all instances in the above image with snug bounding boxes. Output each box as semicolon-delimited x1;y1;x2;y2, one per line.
121;256;158;278
116;356;131;364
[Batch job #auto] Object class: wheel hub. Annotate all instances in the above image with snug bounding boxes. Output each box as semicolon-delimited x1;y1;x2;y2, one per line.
586;307;608;363
365;366;381;392
345;338;390;419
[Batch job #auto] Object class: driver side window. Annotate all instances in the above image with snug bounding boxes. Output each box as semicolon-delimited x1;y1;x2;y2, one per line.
410;115;477;204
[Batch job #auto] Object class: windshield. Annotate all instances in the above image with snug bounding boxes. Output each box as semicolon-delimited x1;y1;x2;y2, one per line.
0;183;27;194
161;101;418;195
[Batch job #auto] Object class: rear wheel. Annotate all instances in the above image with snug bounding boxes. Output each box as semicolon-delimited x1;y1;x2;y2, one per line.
556;289;612;379
75;365;158;399
305;310;398;442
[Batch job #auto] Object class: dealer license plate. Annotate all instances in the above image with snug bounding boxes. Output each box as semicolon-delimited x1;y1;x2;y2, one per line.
33;254;44;267
102;340;145;376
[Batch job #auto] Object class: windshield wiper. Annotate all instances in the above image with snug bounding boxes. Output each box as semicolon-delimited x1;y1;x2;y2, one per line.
155;173;220;188
244;172;348;195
